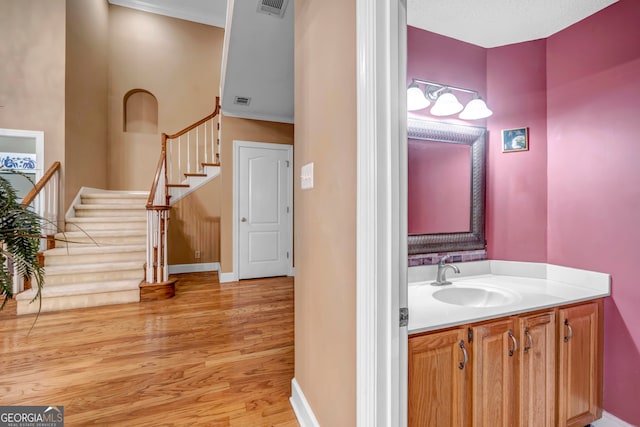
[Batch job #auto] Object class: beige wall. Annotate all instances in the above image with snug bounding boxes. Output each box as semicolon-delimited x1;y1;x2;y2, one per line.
293;0;357;425
218;114;294;273
0;0;66;195
168;178;221;265
65;0;109;208
107;5;223;191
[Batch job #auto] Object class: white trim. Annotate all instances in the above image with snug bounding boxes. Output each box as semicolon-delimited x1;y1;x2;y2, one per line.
288;267;295;277
0;128;44;183
107;0;226;28
168;262;220;275
220;108;294;125
356;0;405;426
232;141;293;280
289;378;320;427
592;411;635;427
219;271;238;283
167;166;221;204
66;187;98;220
220;0;235;104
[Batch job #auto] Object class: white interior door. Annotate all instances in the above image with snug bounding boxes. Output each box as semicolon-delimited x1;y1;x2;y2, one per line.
236;142;292;280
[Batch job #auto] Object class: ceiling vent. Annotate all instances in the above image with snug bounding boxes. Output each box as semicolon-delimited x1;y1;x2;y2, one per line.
257;0;289;18
234;96;251;106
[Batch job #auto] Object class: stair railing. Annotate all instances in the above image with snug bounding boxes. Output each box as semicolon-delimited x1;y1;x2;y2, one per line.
13;161;61;294
145;98;220;284
166;98;221;187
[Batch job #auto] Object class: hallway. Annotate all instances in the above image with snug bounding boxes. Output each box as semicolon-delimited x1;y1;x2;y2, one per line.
0;273;297;426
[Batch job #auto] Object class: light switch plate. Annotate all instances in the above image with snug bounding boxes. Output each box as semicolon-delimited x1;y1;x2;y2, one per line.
301;162;314;190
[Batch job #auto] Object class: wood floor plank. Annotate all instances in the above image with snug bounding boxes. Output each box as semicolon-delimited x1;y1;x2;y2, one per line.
0;273;298;426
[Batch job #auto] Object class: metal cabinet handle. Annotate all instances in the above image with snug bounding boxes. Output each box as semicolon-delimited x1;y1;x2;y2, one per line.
508;330;518;357
241;217;247;222
524;327;534;352
458;340;468;370
564;319;573;343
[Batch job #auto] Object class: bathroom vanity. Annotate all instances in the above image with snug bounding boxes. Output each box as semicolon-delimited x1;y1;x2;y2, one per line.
407;260;610;427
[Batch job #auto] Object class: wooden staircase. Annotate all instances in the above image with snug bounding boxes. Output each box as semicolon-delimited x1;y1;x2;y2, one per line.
16;190;148;314
9;99;221;314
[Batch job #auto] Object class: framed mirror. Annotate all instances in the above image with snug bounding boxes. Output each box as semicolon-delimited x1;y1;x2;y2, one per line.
407;118;486;254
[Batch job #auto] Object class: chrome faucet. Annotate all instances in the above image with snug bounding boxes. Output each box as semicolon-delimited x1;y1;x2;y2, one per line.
431;255;460;286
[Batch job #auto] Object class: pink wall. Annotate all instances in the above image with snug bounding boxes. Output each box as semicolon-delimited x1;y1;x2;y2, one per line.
407;27;486;123
408;139;471;234
547;0;640;423
407;27;487;236
409;7;640;420
486;41;548;262
407;27;548;262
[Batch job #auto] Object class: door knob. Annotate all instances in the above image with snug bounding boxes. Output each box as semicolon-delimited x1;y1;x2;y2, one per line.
241;217;247;222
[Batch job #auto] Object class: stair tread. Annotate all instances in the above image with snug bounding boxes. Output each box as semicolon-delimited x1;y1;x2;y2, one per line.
66;216;146;223
82;191;148;198
45;261;144;274
55;230;146;237
16;280;141;299
75;204;145;209
44;244;145;256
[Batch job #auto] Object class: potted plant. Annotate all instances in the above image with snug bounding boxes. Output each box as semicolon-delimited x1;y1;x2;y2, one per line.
0;173;44;312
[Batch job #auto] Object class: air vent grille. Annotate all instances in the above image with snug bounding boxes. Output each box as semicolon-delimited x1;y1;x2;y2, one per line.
234;96;251;106
257;0;289;18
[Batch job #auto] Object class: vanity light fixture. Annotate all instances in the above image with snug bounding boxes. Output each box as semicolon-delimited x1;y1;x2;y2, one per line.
407;78;493;120
430;89;464;116
407;81;431;111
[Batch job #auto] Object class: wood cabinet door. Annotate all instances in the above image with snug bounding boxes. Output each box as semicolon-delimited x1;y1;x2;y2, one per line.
517;311;556;427
471;318;516;427
558;301;603;427
409;328;471;427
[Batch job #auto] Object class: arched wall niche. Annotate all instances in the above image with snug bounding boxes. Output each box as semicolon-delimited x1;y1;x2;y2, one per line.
124;89;158;133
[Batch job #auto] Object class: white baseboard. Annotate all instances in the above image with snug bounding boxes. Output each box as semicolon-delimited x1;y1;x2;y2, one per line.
289;378;320;427
592;411;635;427
168;262;220;275
219;271;237;283
288;267;295;277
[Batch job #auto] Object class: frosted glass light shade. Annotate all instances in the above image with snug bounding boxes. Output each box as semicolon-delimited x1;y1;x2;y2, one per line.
407;86;430;111
430;91;463;116
459;97;493;120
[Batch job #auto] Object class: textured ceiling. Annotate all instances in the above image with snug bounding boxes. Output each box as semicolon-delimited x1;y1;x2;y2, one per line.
407;0;619;48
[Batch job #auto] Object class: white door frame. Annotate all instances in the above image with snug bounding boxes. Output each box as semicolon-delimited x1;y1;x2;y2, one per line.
0;128;45;183
231;140;293;282
356;0;407;426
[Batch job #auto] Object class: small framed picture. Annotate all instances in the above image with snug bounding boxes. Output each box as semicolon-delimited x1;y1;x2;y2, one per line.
502;127;529;152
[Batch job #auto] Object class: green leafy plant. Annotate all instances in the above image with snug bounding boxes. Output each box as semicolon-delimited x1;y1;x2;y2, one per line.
0;173;44;311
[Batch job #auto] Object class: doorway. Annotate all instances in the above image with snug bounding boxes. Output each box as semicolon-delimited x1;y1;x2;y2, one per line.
233;141;293;280
0;128;44;203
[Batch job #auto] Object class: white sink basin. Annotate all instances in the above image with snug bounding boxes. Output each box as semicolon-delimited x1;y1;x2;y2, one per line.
432;286;518;308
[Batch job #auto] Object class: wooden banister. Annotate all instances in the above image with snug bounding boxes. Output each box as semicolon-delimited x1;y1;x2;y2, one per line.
22;161;61;206
164;102;220;140
147;141;167;208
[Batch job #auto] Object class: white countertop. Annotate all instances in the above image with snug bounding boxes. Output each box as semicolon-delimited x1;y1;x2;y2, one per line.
408;260;610;335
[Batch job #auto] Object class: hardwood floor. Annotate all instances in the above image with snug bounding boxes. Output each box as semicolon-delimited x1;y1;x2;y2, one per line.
0;273;298;426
